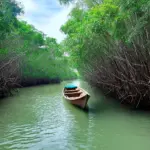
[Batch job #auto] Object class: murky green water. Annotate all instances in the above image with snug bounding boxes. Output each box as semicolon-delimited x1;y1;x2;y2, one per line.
0;80;150;150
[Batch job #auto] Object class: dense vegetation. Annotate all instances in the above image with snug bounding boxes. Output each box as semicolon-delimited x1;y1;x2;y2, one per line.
60;0;150;108
0;0;77;97
1;0;150;109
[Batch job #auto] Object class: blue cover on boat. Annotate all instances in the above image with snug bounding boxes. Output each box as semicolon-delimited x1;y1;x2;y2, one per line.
65;84;77;89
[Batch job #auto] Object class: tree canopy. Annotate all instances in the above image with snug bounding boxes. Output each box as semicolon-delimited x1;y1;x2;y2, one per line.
60;0;150;108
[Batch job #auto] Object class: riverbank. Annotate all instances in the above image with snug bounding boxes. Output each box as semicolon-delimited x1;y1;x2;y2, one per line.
0;77;61;98
20;77;61;87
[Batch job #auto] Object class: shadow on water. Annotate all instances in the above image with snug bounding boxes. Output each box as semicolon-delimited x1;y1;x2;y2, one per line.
89;88;150;120
0;96;14;107
62;98;91;124
87;86;134;115
72;105;90;113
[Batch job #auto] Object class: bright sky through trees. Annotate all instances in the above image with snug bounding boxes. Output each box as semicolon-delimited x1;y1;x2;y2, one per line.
17;0;73;43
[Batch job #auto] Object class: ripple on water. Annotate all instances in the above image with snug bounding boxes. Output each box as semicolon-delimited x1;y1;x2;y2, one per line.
1;82;150;150
0;90;76;149
0;124;42;149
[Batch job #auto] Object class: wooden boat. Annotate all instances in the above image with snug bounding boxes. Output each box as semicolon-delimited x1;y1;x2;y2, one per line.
63;86;90;109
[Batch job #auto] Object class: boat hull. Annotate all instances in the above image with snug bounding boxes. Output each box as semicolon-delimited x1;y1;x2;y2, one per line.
63;88;90;109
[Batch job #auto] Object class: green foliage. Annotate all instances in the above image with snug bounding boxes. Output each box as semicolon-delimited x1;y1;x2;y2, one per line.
0;0;22;39
59;0;103;8
60;0;150;108
0;0;77;92
59;0;74;4
16;21;44;46
61;0;150;68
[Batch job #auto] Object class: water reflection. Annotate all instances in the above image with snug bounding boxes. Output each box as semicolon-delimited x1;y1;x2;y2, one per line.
62;98;90;150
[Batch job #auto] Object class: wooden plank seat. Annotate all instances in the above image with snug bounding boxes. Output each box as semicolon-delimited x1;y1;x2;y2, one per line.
64;88;80;93
65;91;82;97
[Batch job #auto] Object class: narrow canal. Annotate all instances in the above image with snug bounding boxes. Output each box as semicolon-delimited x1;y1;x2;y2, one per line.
0;80;150;150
